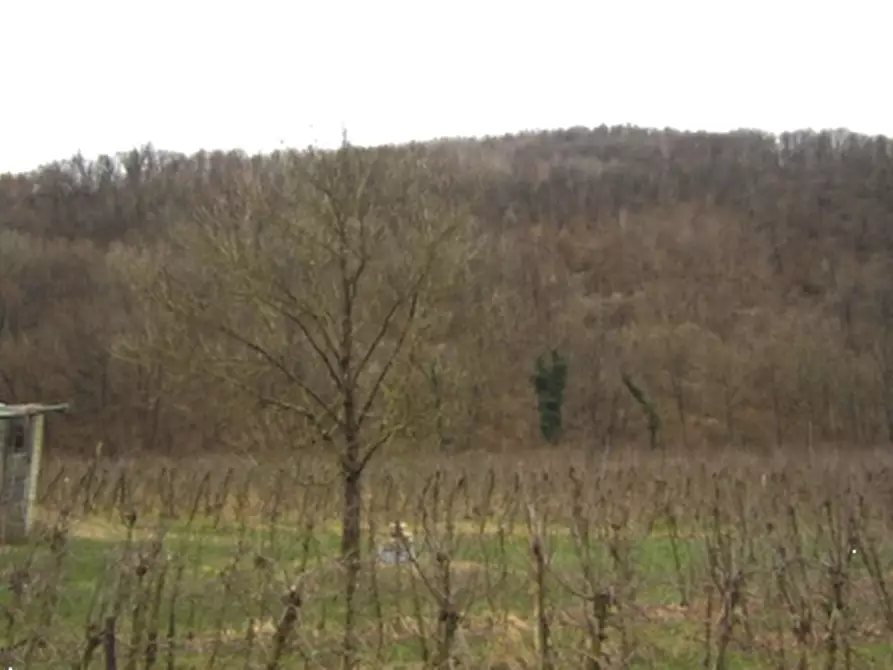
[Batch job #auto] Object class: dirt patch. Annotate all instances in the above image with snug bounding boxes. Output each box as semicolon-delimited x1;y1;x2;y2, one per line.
642;602;697;624
68;517;151;541
449;559;487;574
457;613;538;666
373;558;489;597
184;617;278;653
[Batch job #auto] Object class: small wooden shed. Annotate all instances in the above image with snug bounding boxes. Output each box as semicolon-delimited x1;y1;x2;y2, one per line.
0;402;69;543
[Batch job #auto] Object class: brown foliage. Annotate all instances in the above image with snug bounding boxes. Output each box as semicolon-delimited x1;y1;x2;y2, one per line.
1;127;893;453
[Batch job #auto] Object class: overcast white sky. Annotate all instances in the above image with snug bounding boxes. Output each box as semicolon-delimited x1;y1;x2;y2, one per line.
1;0;890;174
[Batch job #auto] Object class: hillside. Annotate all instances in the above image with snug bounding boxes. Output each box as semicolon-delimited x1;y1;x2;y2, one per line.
1;125;892;454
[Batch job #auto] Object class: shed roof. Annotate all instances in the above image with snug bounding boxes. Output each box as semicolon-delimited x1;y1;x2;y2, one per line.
0;403;69;419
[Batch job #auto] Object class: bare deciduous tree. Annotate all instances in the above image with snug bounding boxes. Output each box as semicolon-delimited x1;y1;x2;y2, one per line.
127;140;474;667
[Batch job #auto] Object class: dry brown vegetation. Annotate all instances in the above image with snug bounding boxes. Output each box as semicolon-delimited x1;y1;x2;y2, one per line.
2;124;893;667
2;126;893;452
2;447;893;668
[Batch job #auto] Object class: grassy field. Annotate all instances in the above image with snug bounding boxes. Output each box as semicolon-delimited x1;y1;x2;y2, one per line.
1;446;893;668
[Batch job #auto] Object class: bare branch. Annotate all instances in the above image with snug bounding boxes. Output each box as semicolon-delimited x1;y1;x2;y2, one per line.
351;293;409;386
356;292;420;430
213;370;336;445
257;291;344;393
217;324;343;429
358;423;402;473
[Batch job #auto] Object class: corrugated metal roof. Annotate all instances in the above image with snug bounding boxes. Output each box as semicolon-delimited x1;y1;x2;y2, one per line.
0;403;69;419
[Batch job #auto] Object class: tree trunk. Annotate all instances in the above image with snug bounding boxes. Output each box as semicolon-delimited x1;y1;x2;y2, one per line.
340;433;363;670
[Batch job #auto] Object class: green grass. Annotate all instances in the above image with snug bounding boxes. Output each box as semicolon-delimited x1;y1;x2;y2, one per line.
0;515;891;668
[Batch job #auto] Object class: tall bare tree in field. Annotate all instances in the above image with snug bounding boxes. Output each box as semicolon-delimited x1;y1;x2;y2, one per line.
136;140;474;667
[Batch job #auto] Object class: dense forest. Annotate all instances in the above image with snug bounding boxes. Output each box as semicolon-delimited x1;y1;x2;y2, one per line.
2;125;892;456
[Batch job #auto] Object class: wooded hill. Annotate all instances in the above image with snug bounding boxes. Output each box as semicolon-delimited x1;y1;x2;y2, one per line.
1;125;892;455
